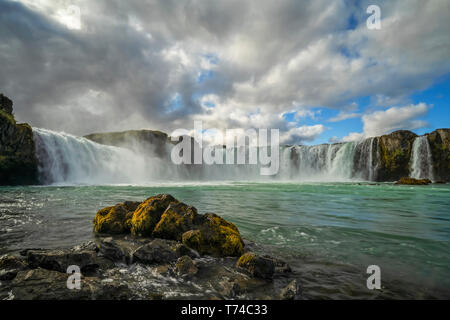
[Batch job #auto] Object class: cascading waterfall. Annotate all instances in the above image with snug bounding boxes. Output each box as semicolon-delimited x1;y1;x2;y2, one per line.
33;128;172;184
281;142;357;181
410;136;434;180
352;137;379;181
33;128;412;184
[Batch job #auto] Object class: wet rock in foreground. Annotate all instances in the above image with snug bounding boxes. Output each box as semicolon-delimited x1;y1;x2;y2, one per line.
0;236;296;300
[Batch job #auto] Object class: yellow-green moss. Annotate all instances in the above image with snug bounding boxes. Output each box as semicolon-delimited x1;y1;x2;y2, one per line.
181;213;244;257
0;109;15;125
236;252;257;268
93;202;140;234
152;202;198;240
131;194;177;236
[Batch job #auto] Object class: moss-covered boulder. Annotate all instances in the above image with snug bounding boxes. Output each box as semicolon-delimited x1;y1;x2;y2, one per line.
395;177;432;185
131;194;178;236
152;202;200;240
93;201;141;234
182;213;244;257
427;129;450;182
93;194;245;257
0;94;38;185
236;252;275;279
376;130;418;182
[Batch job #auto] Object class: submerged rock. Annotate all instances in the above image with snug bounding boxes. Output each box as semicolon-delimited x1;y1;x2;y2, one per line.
395;177;432;185
280;279;302;300
93;201;141;234
174;255;198;277
236;252;275;279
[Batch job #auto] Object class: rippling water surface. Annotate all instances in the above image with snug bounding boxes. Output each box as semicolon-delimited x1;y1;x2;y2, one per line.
1;182;449;299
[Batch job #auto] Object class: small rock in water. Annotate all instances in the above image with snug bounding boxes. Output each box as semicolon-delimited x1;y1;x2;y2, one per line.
132;238;194;264
174;255;198;277
0;255;28;281
154;264;172;276
280;279;302;300
395;177;432;185
219;280;242;298
236;252;275;279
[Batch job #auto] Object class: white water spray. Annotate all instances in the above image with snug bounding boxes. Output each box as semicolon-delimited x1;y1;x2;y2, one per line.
33;128;171;184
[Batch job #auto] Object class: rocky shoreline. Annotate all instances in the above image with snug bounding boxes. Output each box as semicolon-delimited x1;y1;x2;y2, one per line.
0;194;300;300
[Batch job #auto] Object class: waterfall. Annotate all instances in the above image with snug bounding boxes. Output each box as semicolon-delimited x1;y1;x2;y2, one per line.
353;137;379;181
410;136;434;180
33;128;385;184
33;128;171;184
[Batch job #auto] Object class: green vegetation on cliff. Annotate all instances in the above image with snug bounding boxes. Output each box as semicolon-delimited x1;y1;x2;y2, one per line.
376;130;418;182
0;94;38;185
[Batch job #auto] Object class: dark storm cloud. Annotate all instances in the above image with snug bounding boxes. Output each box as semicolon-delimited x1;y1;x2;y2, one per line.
0;0;205;134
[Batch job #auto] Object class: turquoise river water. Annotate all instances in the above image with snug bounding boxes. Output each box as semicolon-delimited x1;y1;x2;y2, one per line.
0;182;449;299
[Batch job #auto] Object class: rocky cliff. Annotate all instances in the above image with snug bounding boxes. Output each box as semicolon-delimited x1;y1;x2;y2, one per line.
0;94;38;185
376;130;418;181
427;129;450;182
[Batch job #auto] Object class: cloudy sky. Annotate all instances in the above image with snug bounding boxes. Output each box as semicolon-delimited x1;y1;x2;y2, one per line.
1;0;449;145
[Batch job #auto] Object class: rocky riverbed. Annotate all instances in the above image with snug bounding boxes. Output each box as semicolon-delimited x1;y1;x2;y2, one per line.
0;194;301;300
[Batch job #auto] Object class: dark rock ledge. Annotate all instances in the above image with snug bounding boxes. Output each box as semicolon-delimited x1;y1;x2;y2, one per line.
0;194;301;300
